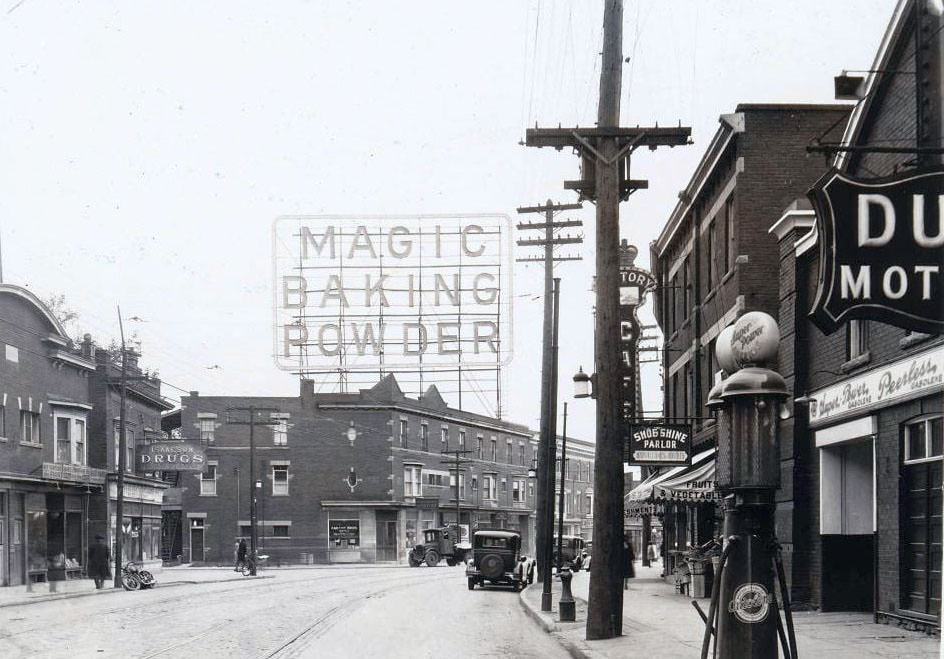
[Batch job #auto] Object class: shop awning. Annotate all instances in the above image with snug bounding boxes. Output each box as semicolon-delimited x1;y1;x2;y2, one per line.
625;448;717;516
652;450;720;503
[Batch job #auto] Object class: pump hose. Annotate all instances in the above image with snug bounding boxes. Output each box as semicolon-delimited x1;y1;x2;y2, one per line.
700;535;739;659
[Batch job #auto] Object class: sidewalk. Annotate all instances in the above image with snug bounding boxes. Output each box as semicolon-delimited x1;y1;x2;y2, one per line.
519;561;941;658
0;565;268;608
0;562;406;609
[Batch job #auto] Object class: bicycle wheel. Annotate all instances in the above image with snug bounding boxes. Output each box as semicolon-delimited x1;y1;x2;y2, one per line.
241;562;253;576
121;572;141;591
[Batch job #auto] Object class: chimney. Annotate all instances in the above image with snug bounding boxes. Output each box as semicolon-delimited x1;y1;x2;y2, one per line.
80;333;95;359
300;379;314;405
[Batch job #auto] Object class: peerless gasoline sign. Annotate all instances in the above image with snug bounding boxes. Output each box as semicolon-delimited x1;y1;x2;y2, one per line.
807;167;944;334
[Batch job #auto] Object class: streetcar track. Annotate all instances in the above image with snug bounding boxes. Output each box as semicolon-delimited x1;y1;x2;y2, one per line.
258;573;443;659
133;568;455;659
0;568;437;642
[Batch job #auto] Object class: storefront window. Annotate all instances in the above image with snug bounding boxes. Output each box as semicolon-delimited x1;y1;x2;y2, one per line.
901;416;943;615
27;511;46;573
65;512;82;568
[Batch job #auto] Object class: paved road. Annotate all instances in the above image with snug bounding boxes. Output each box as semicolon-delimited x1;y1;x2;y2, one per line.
0;566;568;659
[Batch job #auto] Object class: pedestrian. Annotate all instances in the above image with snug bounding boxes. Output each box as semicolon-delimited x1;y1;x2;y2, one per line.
87;534;111;590
235;538;247;572
623;534;635;590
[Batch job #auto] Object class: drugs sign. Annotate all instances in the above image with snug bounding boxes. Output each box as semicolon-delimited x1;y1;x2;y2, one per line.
273;215;513;372
807;168;944;334
139;442;206;471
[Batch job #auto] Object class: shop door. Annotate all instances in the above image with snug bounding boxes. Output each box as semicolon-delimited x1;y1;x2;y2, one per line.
375;511;398;562
820;440;874;611
190;524;205;563
902;460;942;616
10;515;23;585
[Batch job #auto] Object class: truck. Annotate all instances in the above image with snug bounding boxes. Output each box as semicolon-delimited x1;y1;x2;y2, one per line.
408;526;470;567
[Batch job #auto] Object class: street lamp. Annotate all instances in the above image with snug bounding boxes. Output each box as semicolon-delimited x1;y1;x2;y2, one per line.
253;479;262;573
573;367;593;399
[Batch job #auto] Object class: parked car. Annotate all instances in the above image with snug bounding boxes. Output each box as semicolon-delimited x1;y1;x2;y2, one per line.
552;535;586;570
466;529;528;591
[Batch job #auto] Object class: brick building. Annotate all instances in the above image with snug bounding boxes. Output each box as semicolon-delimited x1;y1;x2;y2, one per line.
0;284;171;587
555;433;594;543
647;103;850;582
168;375;537;565
770;0;943;631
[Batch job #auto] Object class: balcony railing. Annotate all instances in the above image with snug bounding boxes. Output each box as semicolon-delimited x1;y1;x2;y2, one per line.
42;462;107;485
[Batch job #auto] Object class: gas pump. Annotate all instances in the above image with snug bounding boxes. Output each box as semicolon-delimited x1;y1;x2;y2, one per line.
700;312;798;659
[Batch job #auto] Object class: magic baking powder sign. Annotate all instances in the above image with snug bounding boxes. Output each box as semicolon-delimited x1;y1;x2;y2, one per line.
272;215;513;372
807;167;944;334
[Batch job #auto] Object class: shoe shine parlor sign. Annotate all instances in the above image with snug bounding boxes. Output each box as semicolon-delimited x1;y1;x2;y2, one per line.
272;216;513;372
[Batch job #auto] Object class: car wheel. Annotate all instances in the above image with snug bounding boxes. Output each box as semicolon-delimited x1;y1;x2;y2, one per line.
467;578;475;590
425;550;440;567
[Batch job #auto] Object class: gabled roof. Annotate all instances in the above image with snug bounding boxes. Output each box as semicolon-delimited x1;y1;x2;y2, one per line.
367;373;404;401
834;0;914;171
0;283;68;338
420;384;447;410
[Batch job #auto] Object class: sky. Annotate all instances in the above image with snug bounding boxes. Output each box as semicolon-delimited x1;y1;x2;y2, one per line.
0;0;895;444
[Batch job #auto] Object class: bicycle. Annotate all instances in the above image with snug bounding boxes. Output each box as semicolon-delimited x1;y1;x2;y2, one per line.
241;552;269;576
122;561;157;590
121;563;141;590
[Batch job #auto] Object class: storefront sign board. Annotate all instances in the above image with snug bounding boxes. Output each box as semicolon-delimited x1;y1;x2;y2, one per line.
807;344;944;426
807;167;944;334
138;441;206;471
625;422;692;466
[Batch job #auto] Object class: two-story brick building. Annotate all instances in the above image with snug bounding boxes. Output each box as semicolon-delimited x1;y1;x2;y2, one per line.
770;0;943;631
169;374;537;565
647;103;851;581
0;284;172;587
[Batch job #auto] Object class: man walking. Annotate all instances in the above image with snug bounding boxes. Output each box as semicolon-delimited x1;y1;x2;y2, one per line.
87;535;111;589
235;538;247;572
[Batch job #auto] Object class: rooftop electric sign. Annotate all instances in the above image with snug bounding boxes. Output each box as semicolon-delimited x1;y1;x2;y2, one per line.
807;167;944;335
272;215;513;373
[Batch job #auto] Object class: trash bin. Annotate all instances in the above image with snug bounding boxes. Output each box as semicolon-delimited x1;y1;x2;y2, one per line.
299;552;309;564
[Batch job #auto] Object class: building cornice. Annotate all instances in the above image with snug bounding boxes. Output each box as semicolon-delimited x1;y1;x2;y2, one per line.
317;402;532;439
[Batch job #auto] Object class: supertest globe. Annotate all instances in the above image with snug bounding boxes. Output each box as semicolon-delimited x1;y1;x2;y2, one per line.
715;325;738;374
730;311;780;366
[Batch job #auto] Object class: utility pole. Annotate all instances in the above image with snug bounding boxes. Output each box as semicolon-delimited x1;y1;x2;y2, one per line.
440;448;474;542
225;406;279;574
524;0;690;640
556;402;569;571
113;306;127;589
516;199;582;601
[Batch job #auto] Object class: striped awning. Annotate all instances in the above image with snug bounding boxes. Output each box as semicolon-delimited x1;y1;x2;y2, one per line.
625;448;718;517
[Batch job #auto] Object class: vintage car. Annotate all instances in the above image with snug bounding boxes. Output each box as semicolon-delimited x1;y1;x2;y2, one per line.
553;535;586;570
466;529;529;591
408;526;468;567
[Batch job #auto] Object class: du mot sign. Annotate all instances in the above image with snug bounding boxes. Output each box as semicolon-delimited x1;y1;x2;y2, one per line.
807;168;944;334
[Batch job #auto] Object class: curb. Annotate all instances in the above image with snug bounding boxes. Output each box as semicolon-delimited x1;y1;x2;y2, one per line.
0;574;273;609
517;586;593;659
